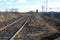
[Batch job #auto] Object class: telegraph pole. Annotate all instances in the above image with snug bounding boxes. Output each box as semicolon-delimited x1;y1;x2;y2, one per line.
46;0;48;12
42;5;44;13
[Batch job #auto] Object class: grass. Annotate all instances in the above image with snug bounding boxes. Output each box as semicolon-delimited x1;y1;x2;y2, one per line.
0;13;20;22
34;15;53;38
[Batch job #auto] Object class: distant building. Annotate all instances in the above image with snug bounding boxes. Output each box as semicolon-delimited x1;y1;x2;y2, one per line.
5;8;18;12
28;11;35;14
36;9;38;15
36;9;38;13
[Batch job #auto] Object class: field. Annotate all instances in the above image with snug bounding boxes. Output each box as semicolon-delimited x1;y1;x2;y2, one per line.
13;14;55;40
0;12;60;40
0;12;20;22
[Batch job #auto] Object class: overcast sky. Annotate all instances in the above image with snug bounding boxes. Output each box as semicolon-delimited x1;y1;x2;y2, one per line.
0;0;60;12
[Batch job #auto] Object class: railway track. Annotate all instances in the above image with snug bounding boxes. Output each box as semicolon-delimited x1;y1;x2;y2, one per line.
0;16;29;40
16;16;40;40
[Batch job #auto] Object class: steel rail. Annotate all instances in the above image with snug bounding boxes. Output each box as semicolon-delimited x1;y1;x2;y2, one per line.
10;18;29;40
0;17;25;31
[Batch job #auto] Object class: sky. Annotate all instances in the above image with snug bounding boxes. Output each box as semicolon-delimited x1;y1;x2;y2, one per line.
0;0;60;12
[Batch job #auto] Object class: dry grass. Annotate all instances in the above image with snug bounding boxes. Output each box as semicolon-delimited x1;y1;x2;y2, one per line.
0;13;20;22
34;15;56;36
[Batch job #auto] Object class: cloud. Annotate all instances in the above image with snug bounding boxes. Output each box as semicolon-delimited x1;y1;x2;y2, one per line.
0;8;5;11
18;4;42;12
16;0;27;4
0;0;60;12
47;2;60;11
41;1;60;11
6;1;12;4
48;2;60;8
0;0;13;5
